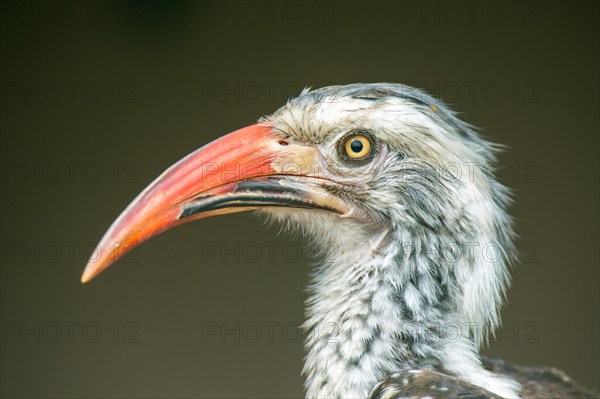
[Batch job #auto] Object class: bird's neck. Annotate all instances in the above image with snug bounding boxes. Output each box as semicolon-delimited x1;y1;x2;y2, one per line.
302;226;479;399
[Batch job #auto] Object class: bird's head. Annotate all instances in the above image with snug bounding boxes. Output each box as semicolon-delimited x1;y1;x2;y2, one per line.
82;83;513;339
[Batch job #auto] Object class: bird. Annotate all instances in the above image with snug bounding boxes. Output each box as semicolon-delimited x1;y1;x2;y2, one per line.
81;83;595;399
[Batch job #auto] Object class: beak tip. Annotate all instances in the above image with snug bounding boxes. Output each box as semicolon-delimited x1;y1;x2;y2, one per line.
80;268;93;284
81;260;103;284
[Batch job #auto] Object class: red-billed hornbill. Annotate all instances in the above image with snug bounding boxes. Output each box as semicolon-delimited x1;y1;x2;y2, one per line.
82;83;522;398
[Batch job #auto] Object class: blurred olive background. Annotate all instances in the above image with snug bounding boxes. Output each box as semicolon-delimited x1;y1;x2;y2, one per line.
1;1;598;398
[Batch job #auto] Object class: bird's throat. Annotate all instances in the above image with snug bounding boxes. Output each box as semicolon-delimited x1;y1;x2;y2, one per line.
302;228;450;398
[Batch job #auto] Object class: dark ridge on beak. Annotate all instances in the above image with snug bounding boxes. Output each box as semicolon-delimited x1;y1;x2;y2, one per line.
179;195;330;219
179;177;341;219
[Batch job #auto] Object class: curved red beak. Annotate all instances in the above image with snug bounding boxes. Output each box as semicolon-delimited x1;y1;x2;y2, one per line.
81;123;348;283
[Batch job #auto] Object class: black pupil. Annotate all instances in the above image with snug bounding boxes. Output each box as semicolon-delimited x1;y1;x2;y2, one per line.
350;139;363;153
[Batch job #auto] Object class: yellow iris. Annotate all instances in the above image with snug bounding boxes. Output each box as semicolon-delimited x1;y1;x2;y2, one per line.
345;135;371;159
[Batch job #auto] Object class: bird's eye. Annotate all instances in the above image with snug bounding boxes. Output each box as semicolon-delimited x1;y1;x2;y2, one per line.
346;136;370;158
338;132;375;162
